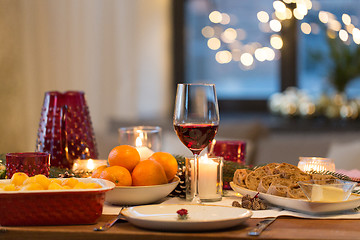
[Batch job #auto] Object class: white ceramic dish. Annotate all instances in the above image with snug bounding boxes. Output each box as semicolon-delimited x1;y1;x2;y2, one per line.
230;182;360;214
105;176;180;205
121;204;252;232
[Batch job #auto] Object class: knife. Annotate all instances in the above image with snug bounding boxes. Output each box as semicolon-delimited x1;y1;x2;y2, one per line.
248;217;276;236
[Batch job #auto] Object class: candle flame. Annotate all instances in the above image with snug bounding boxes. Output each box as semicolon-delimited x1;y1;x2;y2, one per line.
136;137;143;147
86;159;95;171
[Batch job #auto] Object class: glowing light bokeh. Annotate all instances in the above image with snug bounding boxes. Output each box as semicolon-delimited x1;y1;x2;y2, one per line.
270;34;283;49
201;26;215;38
257;11;269;23
215;50;232;64
208;38;221;50
301;22;311;34
209;11;222;23
269;19;282;32
240;53;254;66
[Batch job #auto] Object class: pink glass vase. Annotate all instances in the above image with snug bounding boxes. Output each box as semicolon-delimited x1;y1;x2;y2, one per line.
35;91;98;169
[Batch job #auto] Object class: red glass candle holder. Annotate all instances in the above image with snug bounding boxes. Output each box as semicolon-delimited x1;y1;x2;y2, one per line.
209;140;246;190
210;140;246;163
35;91;98;169
6;152;50;178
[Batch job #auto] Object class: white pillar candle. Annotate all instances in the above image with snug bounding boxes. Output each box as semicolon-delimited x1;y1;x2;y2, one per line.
135;136;154;160
136;146;154;161
191;155;219;199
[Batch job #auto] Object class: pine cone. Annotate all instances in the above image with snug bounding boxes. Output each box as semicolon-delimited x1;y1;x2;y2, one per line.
169;155;186;198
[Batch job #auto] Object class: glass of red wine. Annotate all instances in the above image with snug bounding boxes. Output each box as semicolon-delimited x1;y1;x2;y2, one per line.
173;83;220;203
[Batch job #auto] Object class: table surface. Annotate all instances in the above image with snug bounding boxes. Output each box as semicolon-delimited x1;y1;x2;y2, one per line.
1;214;359;240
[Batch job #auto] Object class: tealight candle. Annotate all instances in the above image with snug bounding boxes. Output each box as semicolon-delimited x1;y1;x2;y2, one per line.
297;157;335;173
186;155;223;202
135;137;154;160
72;159;108;173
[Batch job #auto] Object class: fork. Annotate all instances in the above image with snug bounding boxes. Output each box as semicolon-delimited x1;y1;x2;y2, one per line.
248;217;277;236
93;206;127;231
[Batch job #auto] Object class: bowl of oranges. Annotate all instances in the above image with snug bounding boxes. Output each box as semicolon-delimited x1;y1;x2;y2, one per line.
92;145;180;205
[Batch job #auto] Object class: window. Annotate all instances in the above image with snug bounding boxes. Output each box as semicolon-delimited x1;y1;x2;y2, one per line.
173;0;360;113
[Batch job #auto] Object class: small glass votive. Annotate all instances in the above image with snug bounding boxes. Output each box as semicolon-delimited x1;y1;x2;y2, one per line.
6;152;50;178
118;126;162;160
298;157;336;173
185;155;223;202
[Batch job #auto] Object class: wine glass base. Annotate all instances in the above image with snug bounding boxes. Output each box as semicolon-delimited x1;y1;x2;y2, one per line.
191;196;202;204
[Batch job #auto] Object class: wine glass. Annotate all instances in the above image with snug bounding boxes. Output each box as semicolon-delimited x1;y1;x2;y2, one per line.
173;83;220;203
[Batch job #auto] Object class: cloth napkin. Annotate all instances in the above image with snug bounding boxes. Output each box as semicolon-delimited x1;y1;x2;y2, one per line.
336;169;360;182
102;191;360;219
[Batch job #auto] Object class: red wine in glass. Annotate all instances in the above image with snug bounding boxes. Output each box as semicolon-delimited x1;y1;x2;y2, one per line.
173;83;220;203
174;123;218;155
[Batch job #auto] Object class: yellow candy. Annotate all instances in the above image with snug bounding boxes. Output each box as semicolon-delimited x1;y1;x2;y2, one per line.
10;172;29;186
73;182;87;189
85;182;102;189
62;178;79;188
48;182;63;190
20;183;44;191
4;184;17;191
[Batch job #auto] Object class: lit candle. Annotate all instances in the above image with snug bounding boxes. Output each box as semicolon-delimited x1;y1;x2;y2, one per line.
298;157;335;173
72;159;108;172
191;155;219;200
135;135;154;161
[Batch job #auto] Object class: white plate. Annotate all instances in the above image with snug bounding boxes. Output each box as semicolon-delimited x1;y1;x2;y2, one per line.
121;204;252;232
230;182;360;214
105;176;180;205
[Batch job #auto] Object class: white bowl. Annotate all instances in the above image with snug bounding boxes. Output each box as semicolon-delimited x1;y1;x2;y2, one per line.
105;176;180;205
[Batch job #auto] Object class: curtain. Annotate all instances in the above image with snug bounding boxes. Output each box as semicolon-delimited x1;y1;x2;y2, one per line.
0;0;172;154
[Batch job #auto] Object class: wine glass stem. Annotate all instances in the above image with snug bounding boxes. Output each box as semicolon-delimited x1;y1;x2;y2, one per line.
192;153;201;204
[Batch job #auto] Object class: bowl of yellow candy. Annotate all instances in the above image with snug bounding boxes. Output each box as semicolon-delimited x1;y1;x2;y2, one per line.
0;172;115;226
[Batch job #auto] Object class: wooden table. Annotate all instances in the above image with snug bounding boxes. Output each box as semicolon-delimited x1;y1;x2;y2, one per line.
1;215;359;240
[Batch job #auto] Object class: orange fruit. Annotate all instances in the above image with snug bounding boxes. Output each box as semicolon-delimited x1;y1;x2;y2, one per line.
108;145;140;172
149;152;178;181
131;159;168;186
91;165;108;178
99;166;132;186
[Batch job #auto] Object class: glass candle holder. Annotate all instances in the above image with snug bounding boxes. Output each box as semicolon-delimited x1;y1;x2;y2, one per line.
208;140;246;164
208;140;246;190
6;152;50;178
185;155;223;202
298;157;336;173
118;126;162;160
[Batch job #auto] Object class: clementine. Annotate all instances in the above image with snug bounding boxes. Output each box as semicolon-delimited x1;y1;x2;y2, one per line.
131;159;168;186
91;165;108;178
99;165;132;186
149;152;178;181
108;145;140;172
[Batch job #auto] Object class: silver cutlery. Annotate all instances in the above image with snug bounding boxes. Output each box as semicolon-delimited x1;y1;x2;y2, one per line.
93;207;127;231
248;217;277;236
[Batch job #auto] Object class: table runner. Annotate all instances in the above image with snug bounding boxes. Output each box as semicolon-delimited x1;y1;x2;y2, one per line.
102;191;360;219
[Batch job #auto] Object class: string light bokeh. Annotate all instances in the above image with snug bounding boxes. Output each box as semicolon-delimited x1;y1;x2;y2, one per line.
201;0;360;70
